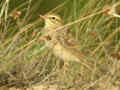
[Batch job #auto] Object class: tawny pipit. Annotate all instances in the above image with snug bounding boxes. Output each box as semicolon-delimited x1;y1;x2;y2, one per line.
40;14;91;69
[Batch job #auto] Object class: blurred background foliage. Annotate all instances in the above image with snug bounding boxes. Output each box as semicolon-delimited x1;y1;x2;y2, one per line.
0;0;120;90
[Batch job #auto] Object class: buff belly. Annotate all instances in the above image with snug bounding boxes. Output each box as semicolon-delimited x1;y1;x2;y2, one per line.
53;42;79;62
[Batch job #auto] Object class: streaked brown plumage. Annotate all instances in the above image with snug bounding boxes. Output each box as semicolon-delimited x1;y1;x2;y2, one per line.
40;14;91;69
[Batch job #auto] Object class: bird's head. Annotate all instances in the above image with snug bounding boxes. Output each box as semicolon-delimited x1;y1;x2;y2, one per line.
40;14;63;29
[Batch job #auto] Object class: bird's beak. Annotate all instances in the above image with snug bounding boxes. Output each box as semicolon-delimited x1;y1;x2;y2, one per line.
39;14;46;20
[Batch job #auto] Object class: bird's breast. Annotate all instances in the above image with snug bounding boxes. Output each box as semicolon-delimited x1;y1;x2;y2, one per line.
53;42;79;62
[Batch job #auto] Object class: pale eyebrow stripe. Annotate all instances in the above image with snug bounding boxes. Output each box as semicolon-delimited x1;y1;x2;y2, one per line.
50;17;61;23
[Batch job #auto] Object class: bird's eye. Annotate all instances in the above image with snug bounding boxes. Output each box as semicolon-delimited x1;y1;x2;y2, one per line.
51;16;56;20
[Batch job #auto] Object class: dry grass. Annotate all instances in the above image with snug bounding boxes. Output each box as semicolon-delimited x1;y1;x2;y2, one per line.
0;0;120;90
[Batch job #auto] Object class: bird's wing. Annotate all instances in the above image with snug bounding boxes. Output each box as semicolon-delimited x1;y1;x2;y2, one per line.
58;29;81;51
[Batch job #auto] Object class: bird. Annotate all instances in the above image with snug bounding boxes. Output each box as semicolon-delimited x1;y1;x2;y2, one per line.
39;14;92;70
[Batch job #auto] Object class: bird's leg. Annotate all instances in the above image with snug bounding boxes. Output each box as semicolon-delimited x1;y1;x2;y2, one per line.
55;59;70;76
62;62;70;75
55;59;61;71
